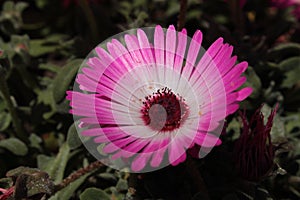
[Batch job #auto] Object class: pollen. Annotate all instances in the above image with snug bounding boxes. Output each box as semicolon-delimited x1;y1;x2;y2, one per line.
141;87;189;132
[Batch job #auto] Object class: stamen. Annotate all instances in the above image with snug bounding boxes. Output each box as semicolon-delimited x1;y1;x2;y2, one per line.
141;87;189;132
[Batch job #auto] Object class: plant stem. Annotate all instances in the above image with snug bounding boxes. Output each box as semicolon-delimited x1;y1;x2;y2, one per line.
55;160;104;192
0;69;28;143
177;0;188;31
228;0;244;34
78;0;99;43
186;156;210;199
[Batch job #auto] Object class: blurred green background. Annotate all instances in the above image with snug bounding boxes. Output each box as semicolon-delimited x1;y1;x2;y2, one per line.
0;0;300;199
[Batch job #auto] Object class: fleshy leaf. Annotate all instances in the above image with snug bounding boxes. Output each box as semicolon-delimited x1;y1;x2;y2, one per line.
67;123;82;150
278;57;300;88
242;66;261;98
0;111;11;131
0;138;28;156
79;188;111;200
49;167;96;200
52;59;82;103
116;179;128;192
261;104;285;141
37;143;70;184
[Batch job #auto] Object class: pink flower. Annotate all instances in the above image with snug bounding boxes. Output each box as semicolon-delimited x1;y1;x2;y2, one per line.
234;104;279;181
67;25;252;172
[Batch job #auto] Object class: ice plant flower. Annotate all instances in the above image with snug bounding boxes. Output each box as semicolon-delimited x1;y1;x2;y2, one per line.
234;105;279;181
67;25;252;172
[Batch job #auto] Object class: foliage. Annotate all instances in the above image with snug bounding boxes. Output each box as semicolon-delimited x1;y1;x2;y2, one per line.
0;0;299;199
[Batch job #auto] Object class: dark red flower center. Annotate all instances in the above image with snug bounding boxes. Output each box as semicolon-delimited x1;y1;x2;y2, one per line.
141;87;189;132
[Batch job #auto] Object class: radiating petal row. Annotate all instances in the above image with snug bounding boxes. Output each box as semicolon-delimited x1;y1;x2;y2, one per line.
67;25;252;172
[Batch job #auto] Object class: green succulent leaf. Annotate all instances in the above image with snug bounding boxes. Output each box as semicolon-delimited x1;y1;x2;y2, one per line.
2;1;14;11
242;66;261;98
261;104;285;141
67;123;82;150
52;59;82;103
15;2;28;12
38;63;61;73
0;111;11;131
37;143;70;184
278;57;300;88
80;188;111;200
29;134;42;150
0;138;28;156
116;179;128;192
29;39;58;57
98;172;117;182
268;43;300;61
49;168;96;200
